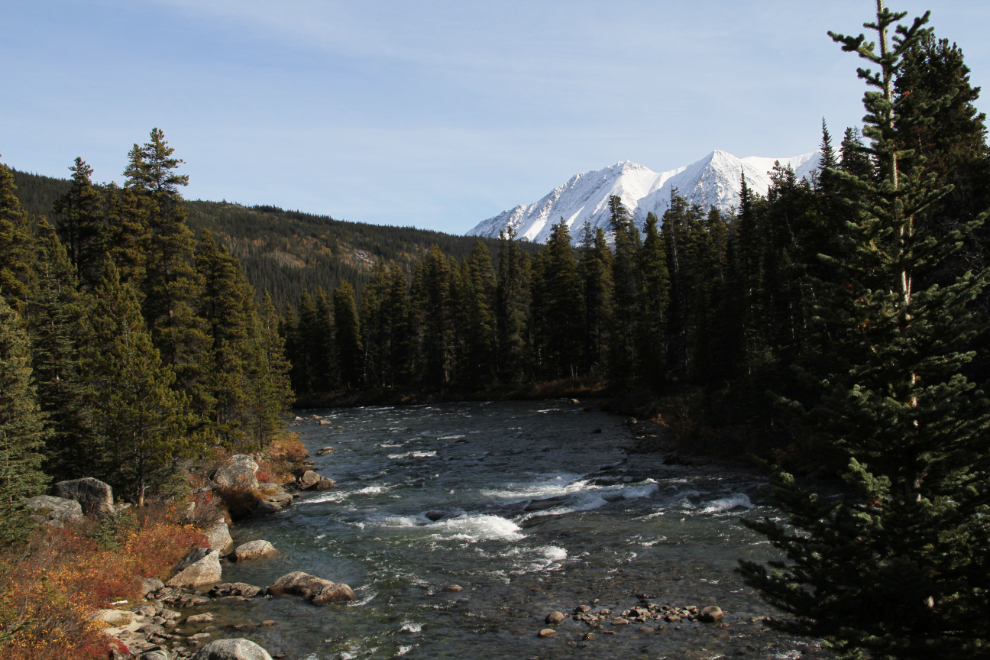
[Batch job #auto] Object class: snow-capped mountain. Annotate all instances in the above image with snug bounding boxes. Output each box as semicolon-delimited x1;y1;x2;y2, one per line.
467;150;821;244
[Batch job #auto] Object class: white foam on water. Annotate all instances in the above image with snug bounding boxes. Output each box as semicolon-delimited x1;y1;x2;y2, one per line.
297;491;348;505
399;622;422;633
347;586;377;607
379;443;403;448
439;435;465;440
387;451;437;459
621;480;660;499
395;645;415;656
427;514;525;542
481;473;589;500
354;485;389;495
701;493;754;513
365;514;420;528
505;544;568;574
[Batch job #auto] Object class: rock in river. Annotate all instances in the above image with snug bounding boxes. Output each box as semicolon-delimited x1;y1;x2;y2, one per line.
545;611;565;624
166;548;222;587
193;638;273;660
699;605;724;623
233;540;278;562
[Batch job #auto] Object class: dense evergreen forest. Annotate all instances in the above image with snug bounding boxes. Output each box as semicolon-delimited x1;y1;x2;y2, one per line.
9;169;537;310
1;129;295;543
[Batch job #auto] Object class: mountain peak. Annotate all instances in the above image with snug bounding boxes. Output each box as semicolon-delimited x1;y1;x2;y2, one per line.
466;149;821;244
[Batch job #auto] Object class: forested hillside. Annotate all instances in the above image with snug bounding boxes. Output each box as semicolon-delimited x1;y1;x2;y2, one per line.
9;169;536;309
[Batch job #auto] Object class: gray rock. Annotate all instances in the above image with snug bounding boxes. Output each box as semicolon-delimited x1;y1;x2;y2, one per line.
268;571;334;598
232;540;278;562
53;478;114;517
311;583;356;605
297;471;321;489
166;548;222;588
267;492;293;507
203;521;233;553
140;650;171;660
252;500;283;516
25;495;83;525
207;583;263;598
545;611;565;624
192;638;273;660
141;577;165;597
213;455;259;491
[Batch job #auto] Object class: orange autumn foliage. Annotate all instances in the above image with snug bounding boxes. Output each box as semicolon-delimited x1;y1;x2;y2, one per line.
0;515;207;660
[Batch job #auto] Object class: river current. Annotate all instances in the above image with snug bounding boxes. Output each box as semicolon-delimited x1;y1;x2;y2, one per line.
218;400;827;659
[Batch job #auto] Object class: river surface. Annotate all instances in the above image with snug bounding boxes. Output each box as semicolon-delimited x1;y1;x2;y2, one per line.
218;400;828;660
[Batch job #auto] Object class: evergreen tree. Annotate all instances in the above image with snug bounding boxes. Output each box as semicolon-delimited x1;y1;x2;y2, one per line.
103;182;150;288
125;129;210;409
635;212;670;388
420;245;453;387
29;219;96;481
52;157;106;289
739;5;990;658
333;281;363;389
495;228;529;385
360;262;391;389
579;223;613;376
607;196;641;389
254;291;294;445
462;241;497;388
0;294;49;545
386;262;413;387
540;220;583;379
0;160;34;313
82;261;192;506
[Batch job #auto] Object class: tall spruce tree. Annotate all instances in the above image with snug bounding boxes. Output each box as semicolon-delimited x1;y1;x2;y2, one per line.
0;294;49;545
52;158;106;290
495;228;529;385
540;220;583;379
82;261;192;506
29;219;96;481
739;4;990;658
0;160;34;313
125;129;210;410
579;223;613;376
254;291;294;445
636;212;670;388
333;281;363;390
607;196;641;389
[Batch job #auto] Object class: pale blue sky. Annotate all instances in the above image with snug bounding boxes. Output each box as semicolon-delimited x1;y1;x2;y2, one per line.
3;1;988;234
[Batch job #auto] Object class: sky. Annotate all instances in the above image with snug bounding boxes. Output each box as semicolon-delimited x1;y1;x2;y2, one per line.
3;1;989;235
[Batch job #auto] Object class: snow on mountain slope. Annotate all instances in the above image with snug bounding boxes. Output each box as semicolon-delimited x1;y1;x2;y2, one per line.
467;150;821;244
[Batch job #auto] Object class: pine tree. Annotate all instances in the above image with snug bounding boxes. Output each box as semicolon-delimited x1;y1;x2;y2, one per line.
254;291;294;445
607;196;641;389
333;282;363;389
0;160;34;313
82;261;192;506
462;241;497;388
579;223;612;376
52;158;106;289
386;262;413;387
0;294;49;545
739;5;990;657
635;212;670;388
540;220;583;380
103;182;150;287
29;218;96;481
495;228;529;385
125;129;210;409
420;245;452;387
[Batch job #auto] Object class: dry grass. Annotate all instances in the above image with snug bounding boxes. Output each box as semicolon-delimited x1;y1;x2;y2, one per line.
0;511;207;660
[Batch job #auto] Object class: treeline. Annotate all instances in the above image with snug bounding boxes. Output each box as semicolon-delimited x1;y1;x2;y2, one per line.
0;129;294;543
280;32;990;442
9;169;539;311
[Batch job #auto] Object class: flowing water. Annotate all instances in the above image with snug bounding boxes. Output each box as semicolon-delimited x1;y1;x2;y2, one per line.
216;400;828;659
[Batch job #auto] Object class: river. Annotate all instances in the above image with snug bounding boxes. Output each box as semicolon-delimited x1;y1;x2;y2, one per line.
216;400;829;659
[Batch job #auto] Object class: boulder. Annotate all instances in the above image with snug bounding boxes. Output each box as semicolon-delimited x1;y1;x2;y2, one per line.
208;583;263;598
192;639;273;660
545;611;565;624
314;477;335;491
252;500;285;516
268;572;334;597
213;455;260;490
297;471;321;489
139;650;170;660
232;540;278;562
311;583;356;605
267;492;293;507
203;521;233;553
699;606;724;623
53;478;114;517
140;577;165;598
319;419;333;426
25;495;83;526
166;548;222;587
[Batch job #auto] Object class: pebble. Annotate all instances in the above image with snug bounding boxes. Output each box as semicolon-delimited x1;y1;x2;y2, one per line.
442;585;464;593
538;628;557;638
545;611;566;625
